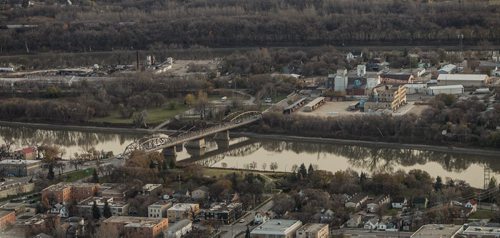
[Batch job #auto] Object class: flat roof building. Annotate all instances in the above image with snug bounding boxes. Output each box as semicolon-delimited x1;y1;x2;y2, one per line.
164;219;192;238
167;203;200;223
100;216;169;238
41;182;99;205
77;197;129;218
0;159;41;177
204;202;243;224
427;85;464;96
410;224;462;238
148;201;172;219
437;74;489;87
251;219;303;238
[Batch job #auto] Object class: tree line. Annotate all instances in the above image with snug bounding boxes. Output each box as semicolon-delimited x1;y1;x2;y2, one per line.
1;0;500;53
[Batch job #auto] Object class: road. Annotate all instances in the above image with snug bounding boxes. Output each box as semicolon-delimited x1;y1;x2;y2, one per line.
331;229;413;237
220;198;274;238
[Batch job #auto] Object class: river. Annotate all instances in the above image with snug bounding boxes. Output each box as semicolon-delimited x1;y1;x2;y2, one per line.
0;125;498;188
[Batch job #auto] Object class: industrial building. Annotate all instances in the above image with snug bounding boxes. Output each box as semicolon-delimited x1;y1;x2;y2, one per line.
427;85;464;95
364;85;407;112
0;159;41;177
437;74;489;87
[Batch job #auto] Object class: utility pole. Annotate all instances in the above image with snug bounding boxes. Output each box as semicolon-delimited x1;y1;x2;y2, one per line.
458;33;464;59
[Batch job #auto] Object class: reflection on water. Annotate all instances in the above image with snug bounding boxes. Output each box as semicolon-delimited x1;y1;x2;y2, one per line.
0;125;498;188
190;139;499;188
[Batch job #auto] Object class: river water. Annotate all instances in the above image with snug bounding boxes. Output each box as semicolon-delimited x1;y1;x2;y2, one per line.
0;126;498;188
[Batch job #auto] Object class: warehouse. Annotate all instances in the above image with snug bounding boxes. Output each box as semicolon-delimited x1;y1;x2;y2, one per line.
427;85;464;96
437;74;489;87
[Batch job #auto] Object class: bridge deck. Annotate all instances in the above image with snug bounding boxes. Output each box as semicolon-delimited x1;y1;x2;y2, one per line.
143;116;261;153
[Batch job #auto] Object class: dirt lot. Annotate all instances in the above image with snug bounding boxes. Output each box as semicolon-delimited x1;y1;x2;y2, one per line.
167;59;218;76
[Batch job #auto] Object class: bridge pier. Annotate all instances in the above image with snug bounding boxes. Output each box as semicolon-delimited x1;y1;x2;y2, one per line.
185;138;206;149
175;144;183;152
214;130;230;149
162;147;177;157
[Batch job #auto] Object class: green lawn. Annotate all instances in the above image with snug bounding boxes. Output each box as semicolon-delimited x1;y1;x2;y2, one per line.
469;209;495;219
90;104;188;125
62;168;95;182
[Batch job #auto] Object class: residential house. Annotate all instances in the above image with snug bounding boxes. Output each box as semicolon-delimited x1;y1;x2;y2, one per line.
167;203;200;223
164;219;192;238
366;195;390;213
364;217;379;230
296;223;329;238
142;184;162;196
391;197;407;209
345;194;368;209
465;199;477;213
191;186;209;200
49;203;69;218
345;214;362;228
250;219;303;238
412;197;429;209
13;147;37;160
148;201;172;218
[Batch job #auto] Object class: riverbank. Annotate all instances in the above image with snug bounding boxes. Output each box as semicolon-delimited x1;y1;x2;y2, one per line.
1;120;499;157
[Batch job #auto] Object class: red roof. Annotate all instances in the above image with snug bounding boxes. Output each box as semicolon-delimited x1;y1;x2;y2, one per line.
19;147;35;154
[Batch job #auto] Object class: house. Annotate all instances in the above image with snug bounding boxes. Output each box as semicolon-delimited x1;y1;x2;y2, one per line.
13;147;36;160
366;195;391;213
391;197;407;209
465;199;477;213
167;203;200;223
50;203;69;218
345;214;362;228
438;64;458;74
347;51;363;61
191;186;209;200
250;219;303;238
364;217;379;230
296;223;329;238
254;212;270;225
412;197;429;209
345;194;368;209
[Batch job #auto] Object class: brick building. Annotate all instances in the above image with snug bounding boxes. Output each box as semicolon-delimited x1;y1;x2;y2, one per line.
41;183;99;205
0;211;15;230
100;216;168;238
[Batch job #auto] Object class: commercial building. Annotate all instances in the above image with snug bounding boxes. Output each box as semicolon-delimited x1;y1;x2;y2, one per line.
100;216;168;238
0;159;41;177
462;223;500;237
148;201;172;218
0;211;15;230
0;177;35;199
364;85;407;112
167;203;200;223
251;219;303;238
410;224;462;238
296;223;329;238
77;197;129;217
427;85;464;95
164;219;192;238
204;202;243;224
437;74;489;87
41;182;99;205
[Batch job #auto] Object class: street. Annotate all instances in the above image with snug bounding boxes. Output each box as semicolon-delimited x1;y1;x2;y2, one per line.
219;198;275;238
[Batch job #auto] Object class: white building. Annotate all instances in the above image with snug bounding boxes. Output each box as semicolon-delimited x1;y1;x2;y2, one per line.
251;219;303;238
438;64;457;74
164;219;192;238
404;84;427;94
391;197;407;209
437;74;489;87
167;203;200;223
148;201;172;218
334;69;348;93
427;85;464;95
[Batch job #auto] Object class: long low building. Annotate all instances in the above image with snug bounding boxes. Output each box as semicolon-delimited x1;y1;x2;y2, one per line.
427;85;464;95
0;159;41;177
437;74;489;87
303;97;326;112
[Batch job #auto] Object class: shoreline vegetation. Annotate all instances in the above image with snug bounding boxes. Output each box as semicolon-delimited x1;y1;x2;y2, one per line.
1;120;498;157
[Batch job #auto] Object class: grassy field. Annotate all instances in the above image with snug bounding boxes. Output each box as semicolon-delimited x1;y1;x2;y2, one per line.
469;209;495;219
90;104;188;125
63;168;95;182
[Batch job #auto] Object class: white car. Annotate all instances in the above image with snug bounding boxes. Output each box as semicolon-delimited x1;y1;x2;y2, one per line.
264;98;272;103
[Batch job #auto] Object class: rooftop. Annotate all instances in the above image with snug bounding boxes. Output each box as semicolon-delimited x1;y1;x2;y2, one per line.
143;184;162;191
207;202;242;212
103;216;166;228
0;159;41;165
251;219;303;235
78;196;127;207
410;224;462;238
437;74;488;81
168;203;198;211
296;223;328;233
43;182;98;192
428;85;464;90
148;200;172;208
165;219;192;233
